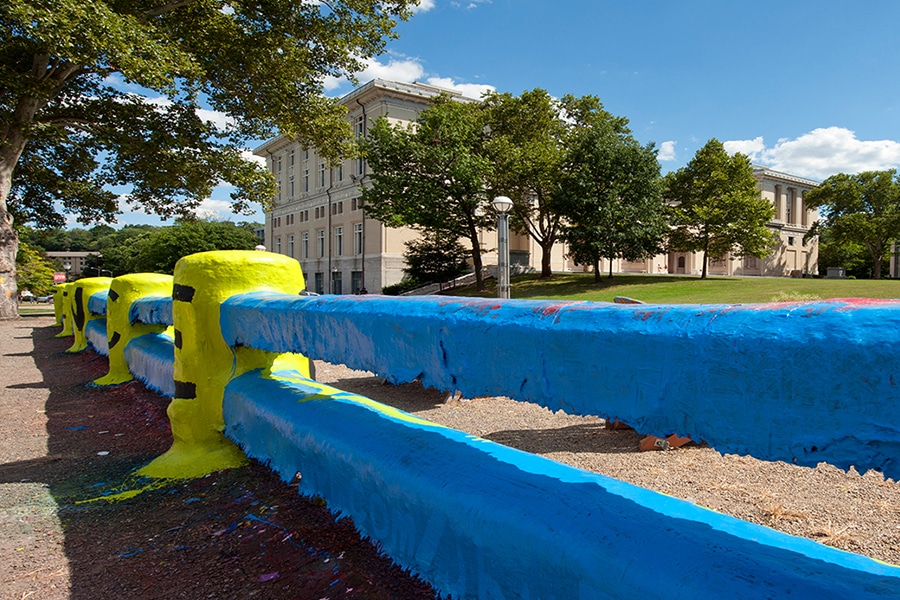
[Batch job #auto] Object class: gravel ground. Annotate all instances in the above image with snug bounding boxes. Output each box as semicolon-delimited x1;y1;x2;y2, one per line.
315;362;900;566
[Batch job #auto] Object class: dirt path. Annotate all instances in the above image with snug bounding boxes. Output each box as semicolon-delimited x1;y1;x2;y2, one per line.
0;318;436;600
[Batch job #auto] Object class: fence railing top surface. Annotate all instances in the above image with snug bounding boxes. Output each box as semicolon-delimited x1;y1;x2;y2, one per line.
129;296;173;326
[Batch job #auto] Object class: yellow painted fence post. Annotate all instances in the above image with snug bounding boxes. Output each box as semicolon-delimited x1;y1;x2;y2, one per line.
67;277;113;352
140;250;310;479
93;273;174;386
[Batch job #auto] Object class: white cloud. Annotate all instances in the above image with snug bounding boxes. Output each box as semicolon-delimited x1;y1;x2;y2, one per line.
323;56;425;91
323;56;493;100
413;0;436;12
723;136;765;158
241;149;266;168
658;140;677;162
424;77;494;99
724;128;900;180
451;0;490;8
194;198;237;221
144;95;233;131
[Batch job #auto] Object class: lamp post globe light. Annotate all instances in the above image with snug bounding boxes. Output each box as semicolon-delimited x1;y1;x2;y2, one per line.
492;196;513;299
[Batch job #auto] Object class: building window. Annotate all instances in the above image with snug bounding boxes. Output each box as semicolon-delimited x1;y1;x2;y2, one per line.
331;201;343;216
788;236;795;246
302;232;309;259
355;115;365;138
353;223;363;255
277;157;282;173
332;270;343;295
314;272;324;295
303;169;309;193
351;271;363;294
288;235;294;258
319;163;326;188
337;164;344;182
316;230;325;257
276;237;282;254
289;176;294;198
289;151;295;167
304;149;310;161
334;226;343;256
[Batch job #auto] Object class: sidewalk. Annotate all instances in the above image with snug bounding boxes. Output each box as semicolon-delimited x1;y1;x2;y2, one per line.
0;317;435;599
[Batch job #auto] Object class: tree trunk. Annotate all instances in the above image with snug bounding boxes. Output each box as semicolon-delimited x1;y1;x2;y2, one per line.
870;241;883;279
593;259;602;283
608;257;614;279
0;188;18;320
539;238;553;278
468;226;486;291
701;250;709;279
0;94;44;319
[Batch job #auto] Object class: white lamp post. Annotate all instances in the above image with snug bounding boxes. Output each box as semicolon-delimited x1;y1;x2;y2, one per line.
492;196;513;299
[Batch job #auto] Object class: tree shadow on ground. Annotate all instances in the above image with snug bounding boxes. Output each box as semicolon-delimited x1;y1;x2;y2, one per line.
485;423;642;456
0;324;436;600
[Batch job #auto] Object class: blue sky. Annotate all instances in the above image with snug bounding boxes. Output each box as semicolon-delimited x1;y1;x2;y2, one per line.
115;0;900;226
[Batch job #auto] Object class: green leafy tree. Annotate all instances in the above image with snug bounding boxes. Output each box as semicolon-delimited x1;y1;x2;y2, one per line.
557;124;666;281
361;96;495;290
0;0;416;318
665;139;776;279
483;91;633;279
803;170;900;279
129;221;260;274
15;242;55;295
809;224;875;279
402;232;471;285
482;89;565;278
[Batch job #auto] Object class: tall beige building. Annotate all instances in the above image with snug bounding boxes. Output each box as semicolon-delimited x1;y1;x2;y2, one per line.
254;79;473;294
255;79;819;293
665;167;820;277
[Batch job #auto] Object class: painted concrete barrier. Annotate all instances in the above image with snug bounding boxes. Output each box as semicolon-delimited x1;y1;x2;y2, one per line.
55;282;74;337
47;253;900;598
224;369;900;599
220;292;900;480
66;277;112;353
93;274;174;386
138;251;312;480
123;332;175;398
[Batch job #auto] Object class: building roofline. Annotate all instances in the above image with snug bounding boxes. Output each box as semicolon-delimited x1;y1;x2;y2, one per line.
253;79;474;156
753;164;820;188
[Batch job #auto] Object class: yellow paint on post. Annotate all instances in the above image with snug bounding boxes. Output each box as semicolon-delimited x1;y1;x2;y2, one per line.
140;250;309;480
52;286;64;326
93;273;174;386
66;277;113;352
56;283;74;337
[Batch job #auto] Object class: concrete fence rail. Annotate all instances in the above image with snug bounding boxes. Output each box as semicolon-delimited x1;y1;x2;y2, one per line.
55;250;900;599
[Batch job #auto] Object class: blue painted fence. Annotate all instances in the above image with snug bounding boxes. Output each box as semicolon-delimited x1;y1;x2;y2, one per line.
75;275;900;599
220;292;900;479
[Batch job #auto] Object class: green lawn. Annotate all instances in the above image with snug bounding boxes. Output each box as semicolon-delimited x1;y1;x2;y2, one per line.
451;273;900;304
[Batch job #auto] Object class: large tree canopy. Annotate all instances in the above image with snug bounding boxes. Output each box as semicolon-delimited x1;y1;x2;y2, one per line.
557;122;666;282
803;170;900;279
360;95;495;290
0;0;415;317
665;139;775;279
482;91;632;278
